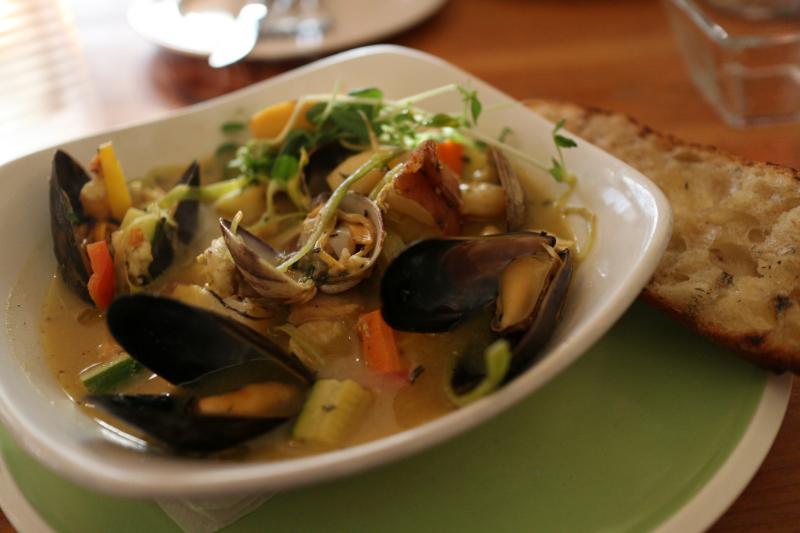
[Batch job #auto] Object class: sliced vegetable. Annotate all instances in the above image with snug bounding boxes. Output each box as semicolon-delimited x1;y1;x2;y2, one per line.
86;240;116;310
446;339;512;406
437;140;464;176
97;142;132;221
80;352;144;393
250;100;315;139
276;324;324;369
292;379;372;447
357;310;405;374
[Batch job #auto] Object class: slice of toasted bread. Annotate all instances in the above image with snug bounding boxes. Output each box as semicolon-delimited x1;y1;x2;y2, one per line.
528;100;800;371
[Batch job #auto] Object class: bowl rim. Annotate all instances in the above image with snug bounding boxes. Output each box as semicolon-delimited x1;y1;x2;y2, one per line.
0;44;674;497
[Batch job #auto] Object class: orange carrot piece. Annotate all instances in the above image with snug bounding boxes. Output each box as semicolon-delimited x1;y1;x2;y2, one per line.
357;310;405;374
86;241;116;310
436;140;464;176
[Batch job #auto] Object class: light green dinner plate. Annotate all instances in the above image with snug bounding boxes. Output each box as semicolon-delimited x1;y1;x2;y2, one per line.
0;302;784;532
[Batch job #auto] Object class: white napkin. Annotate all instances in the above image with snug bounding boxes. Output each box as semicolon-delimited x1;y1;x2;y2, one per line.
156;492;275;533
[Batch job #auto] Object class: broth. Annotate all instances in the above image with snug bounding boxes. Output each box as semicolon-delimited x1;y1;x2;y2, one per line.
41;155;576;459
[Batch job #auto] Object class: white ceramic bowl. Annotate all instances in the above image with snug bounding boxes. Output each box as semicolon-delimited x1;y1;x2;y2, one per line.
0;45;672;497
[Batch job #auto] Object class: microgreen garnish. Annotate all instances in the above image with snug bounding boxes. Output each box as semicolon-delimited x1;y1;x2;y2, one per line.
457;86;482;127
215;142;239;157
218;82;580;226
221;121;246;134
548;119;577;184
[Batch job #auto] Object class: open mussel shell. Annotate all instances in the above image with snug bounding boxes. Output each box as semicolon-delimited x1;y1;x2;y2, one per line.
220;219;317;304
304;142;355;197
381;231;572;391
502;247;572;378
49;150;91;302
91;294;314;452
145;161;200;280
381;232;562;332
106;293;314;390
86;394;286;453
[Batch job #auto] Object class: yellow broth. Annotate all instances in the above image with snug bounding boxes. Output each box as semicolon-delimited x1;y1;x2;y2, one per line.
40;161;576;460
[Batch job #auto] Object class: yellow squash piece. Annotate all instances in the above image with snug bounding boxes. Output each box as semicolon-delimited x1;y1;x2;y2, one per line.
250;100;315;139
97;142;132;221
292;379;372;447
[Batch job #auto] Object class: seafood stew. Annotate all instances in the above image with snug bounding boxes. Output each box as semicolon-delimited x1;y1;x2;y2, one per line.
43;85;590;457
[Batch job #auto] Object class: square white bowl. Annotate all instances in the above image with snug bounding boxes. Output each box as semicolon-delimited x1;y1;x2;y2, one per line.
0;45;671;497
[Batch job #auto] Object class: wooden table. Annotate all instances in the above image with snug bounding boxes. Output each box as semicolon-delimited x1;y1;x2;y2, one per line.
2;0;799;530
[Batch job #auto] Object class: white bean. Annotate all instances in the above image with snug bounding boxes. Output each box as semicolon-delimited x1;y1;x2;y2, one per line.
459;182;506;218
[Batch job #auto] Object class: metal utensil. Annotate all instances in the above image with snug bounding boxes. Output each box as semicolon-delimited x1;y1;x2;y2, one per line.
207;1;268;68
263;0;332;38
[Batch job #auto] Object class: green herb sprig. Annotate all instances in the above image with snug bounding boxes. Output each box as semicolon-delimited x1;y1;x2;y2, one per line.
548;119;577;184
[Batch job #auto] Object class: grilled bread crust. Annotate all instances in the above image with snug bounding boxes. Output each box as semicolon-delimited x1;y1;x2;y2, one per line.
528;100;800;371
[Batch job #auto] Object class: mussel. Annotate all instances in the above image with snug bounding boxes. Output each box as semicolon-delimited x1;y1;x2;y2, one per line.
380;231;572;386
174;160;200;244
86;294;314;452
50;150;92;302
221;192;385;303
49;150;202;301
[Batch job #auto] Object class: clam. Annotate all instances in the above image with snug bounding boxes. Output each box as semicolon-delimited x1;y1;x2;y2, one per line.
86;294;314;452
221;192;385;302
380;231;572;385
220;219;317;304
298;192;385;294
490;147;527;231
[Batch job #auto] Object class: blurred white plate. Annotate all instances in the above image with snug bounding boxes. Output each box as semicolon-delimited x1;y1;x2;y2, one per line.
127;0;447;61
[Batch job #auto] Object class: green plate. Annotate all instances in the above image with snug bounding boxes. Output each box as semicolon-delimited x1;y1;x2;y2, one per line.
0;303;781;532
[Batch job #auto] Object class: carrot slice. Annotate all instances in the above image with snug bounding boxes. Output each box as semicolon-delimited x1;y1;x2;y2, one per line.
436;140;464;176
357;310;405;374
86;240;116;310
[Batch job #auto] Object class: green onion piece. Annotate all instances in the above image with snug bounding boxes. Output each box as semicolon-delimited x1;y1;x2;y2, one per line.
285;148;310;210
157;176;250;209
368;159;404;200
447;339;512;407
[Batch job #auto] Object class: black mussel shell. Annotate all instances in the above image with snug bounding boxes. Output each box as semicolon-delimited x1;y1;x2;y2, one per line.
305;142;356;197
87;394;286;452
50;150;91;302
174;160;200;244
106;294;314;391
507;247;572;377
147;218;175;281
380;232;559;332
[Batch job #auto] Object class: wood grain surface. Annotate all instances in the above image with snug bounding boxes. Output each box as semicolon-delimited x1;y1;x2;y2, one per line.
1;0;799;530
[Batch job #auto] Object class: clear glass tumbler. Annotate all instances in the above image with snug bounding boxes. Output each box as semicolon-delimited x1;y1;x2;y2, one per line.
664;0;800;126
